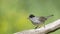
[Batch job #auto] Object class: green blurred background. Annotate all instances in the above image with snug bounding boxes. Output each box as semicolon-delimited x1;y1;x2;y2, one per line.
0;0;60;34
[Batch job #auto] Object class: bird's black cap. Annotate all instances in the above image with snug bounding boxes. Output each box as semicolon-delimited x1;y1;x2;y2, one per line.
29;14;35;18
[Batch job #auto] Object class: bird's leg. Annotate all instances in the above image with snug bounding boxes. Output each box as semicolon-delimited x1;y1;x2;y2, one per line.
39;22;45;28
34;22;45;29
44;22;45;28
42;22;45;28
38;24;42;28
34;25;39;29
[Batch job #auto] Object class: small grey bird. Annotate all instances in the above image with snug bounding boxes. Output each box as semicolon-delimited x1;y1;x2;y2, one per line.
28;14;54;29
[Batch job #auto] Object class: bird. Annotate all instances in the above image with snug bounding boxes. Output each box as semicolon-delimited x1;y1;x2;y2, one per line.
28;14;54;29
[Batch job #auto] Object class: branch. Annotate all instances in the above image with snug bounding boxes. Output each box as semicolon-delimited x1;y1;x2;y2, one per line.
14;19;60;34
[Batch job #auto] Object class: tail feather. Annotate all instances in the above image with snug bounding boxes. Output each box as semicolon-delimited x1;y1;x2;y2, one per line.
46;15;54;19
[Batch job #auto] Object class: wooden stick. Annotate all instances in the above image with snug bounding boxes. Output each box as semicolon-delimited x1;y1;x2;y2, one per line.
14;19;60;34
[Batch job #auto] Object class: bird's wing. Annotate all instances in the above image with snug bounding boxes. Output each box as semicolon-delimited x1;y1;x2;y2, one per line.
39;16;47;22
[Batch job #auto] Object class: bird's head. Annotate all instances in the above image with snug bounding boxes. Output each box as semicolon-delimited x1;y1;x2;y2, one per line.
29;14;35;18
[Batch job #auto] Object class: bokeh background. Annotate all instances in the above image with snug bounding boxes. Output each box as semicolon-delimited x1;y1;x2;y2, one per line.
0;0;60;34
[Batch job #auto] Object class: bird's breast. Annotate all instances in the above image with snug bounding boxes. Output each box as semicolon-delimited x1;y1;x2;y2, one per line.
30;17;41;23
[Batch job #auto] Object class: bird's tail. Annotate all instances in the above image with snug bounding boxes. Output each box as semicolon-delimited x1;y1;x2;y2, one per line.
46;15;54;19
